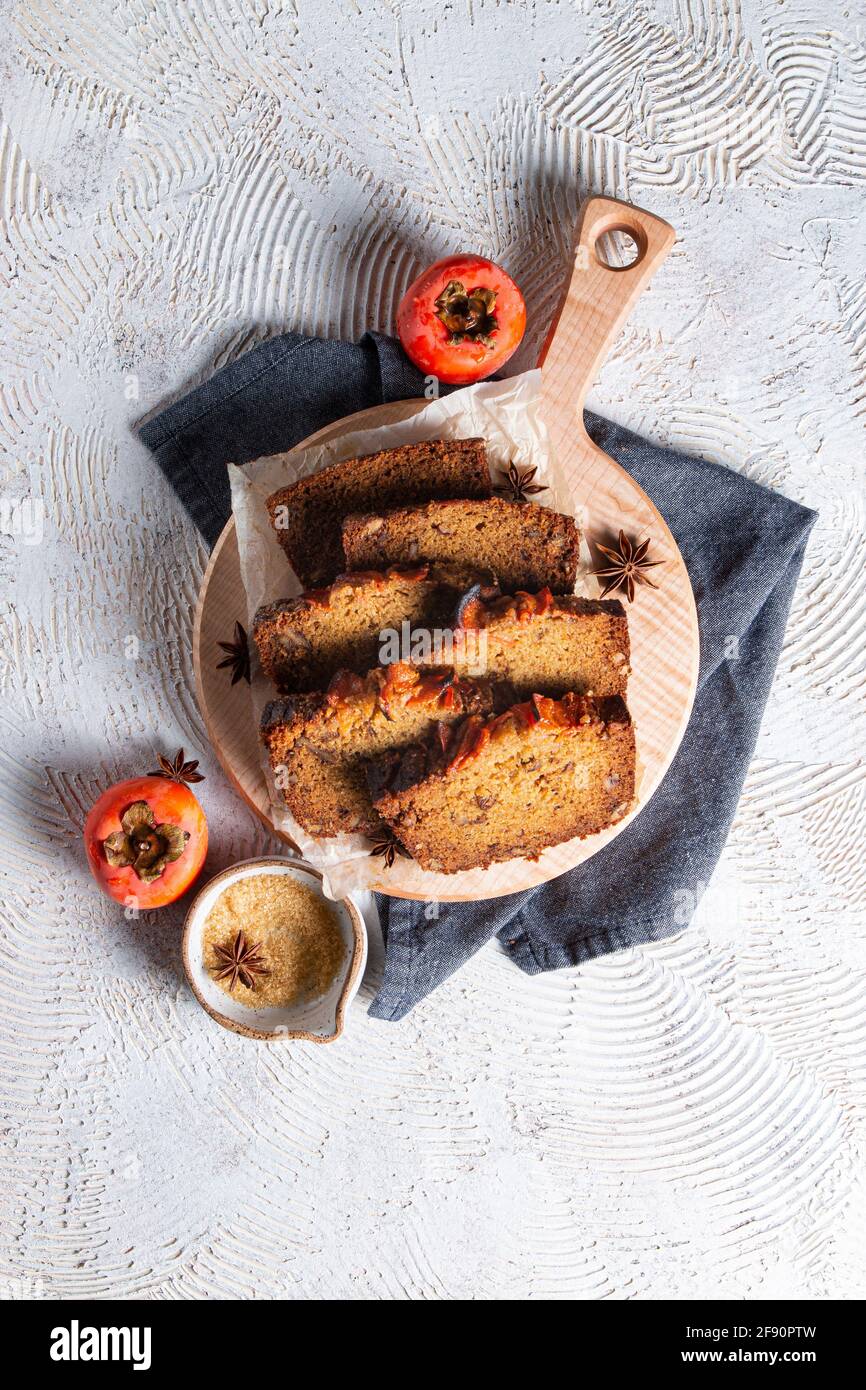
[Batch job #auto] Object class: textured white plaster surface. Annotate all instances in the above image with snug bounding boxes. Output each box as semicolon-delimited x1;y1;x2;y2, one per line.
1;0;865;1301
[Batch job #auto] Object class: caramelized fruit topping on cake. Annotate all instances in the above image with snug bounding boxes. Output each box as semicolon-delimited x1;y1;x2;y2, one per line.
368;692;635;873
440;584;630;702
260;662;494;838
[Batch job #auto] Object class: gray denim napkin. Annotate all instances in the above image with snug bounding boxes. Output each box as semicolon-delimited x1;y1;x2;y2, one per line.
140;330;816;1021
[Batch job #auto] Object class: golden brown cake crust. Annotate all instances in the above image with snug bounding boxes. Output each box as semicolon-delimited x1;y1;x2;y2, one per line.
261;663;495;838
266;438;491;586
342;497;580;594
252;564;460;694
368;693;635;872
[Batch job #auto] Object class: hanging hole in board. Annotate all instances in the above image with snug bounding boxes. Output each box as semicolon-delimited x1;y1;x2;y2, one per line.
594;226;645;271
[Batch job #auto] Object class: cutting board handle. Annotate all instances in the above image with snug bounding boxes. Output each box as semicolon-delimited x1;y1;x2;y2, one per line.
537;196;675;452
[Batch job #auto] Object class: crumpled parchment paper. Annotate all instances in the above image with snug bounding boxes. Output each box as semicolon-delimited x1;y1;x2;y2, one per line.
229;369;600;900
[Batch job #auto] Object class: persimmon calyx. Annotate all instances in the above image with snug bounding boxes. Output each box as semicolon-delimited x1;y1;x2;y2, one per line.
102;800;189;882
434;280;498;346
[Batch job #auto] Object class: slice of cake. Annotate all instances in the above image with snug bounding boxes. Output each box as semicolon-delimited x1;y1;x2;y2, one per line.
368;693;635;872
342;498;580;594
261;663;494;837
266;438;491;586
442;585;630;701
253;564;466;694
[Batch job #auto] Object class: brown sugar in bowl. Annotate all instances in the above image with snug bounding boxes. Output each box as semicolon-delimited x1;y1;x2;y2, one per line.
182;858;367;1042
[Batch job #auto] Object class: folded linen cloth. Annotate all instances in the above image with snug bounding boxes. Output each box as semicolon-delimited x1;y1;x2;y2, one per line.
140;331;816;1021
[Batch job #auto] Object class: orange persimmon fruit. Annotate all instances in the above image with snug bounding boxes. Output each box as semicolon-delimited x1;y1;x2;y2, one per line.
84;771;207;910
397;254;526;386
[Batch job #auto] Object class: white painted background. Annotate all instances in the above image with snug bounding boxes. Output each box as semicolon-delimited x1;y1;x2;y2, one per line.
1;0;864;1300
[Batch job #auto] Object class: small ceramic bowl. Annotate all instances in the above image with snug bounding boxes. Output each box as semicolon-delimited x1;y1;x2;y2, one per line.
182;857;367;1042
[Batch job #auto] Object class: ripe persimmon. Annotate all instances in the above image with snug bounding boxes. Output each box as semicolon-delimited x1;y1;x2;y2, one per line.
397;254;526;385
84;763;207;910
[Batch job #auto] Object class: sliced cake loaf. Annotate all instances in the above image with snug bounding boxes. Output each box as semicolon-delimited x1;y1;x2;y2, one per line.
342;498;580;594
441;585;630;701
261;663;494;838
368;693;635;872
253;564;466;694
266;438;491;585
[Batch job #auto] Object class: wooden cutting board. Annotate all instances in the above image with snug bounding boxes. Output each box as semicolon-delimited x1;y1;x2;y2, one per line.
193;196;698;901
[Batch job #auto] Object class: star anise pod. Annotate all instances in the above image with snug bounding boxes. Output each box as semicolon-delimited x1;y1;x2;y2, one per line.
494;462;548;504
217;620;251;685
593;529;663;603
368;824;411;869
150;748;204;784
212;930;270;992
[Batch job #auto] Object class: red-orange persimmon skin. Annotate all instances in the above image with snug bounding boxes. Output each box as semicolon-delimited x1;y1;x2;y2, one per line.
397;254;526;386
84;776;208;909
